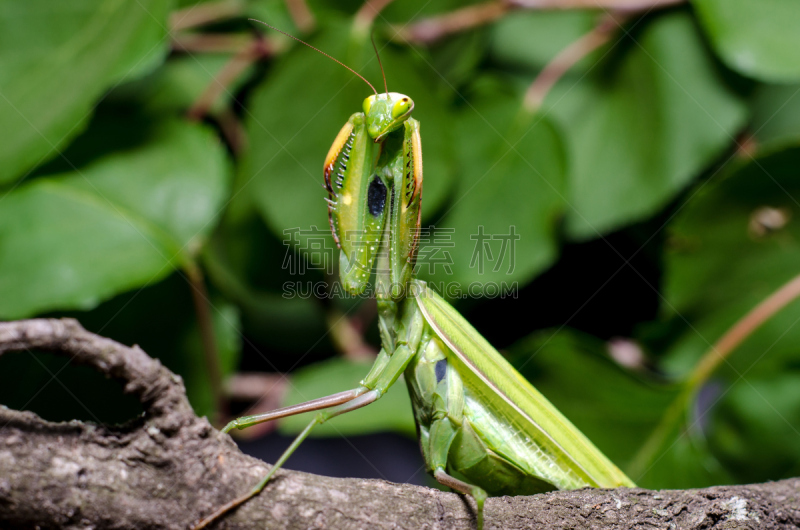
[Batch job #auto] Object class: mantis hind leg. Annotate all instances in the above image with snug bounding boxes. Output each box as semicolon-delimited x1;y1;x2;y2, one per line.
434;469;488;530
193;391;380;530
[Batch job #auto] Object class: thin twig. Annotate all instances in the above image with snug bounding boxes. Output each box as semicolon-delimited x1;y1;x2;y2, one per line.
688;272;800;389
216;107;249;155
170;0;244;32
509;0;684;10
524;13;627;112
391;1;509;45
735;131;759;159
630;271;800;477
327;310;378;361
172;33;253;54
285;0;316;33
187;36;272;121
354;0;398;35
185;264;225;425
392;0;684;45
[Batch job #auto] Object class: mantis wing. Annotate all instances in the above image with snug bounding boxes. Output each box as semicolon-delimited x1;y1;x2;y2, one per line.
411;279;635;489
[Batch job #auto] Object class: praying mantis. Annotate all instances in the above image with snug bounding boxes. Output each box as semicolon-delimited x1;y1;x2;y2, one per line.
193;20;634;530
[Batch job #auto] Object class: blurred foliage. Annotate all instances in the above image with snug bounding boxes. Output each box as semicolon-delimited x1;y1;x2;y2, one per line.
0;0;170;182
545;12;747;239
2;0;800;493
693;0;800;83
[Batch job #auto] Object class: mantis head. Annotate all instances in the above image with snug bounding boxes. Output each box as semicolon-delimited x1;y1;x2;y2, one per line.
363;92;415;142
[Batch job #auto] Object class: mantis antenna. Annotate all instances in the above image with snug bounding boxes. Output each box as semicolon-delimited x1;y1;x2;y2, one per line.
370;32;389;96
248;18;378;96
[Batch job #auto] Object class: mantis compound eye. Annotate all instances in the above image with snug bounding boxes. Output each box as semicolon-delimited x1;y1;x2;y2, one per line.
391;97;412;119
363;95;376;114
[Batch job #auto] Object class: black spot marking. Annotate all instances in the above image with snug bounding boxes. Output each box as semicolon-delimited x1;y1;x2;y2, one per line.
367;176;387;217
435;359;447;383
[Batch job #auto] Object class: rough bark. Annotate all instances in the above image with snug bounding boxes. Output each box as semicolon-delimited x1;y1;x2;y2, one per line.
0;319;798;529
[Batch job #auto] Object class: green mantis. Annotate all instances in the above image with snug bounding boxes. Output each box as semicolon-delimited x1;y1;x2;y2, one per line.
193;21;634;530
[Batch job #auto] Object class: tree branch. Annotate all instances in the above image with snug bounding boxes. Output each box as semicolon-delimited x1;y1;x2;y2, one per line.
0;319;798;529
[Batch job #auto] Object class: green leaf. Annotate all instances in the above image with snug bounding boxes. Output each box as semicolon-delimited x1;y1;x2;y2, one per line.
0;0;171;182
711;375;800;484
545;12;747;239
751;83;800;148
246;0;297;35
111;53;254;116
663;146;800;375
660;145;800;485
633;403;733;489
427;30;487;91
240;20;454;263
423;77;566;290
0;119;230;318
489;10;598;72
693;0;800;82
279;357;416;437
202;204;329;353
